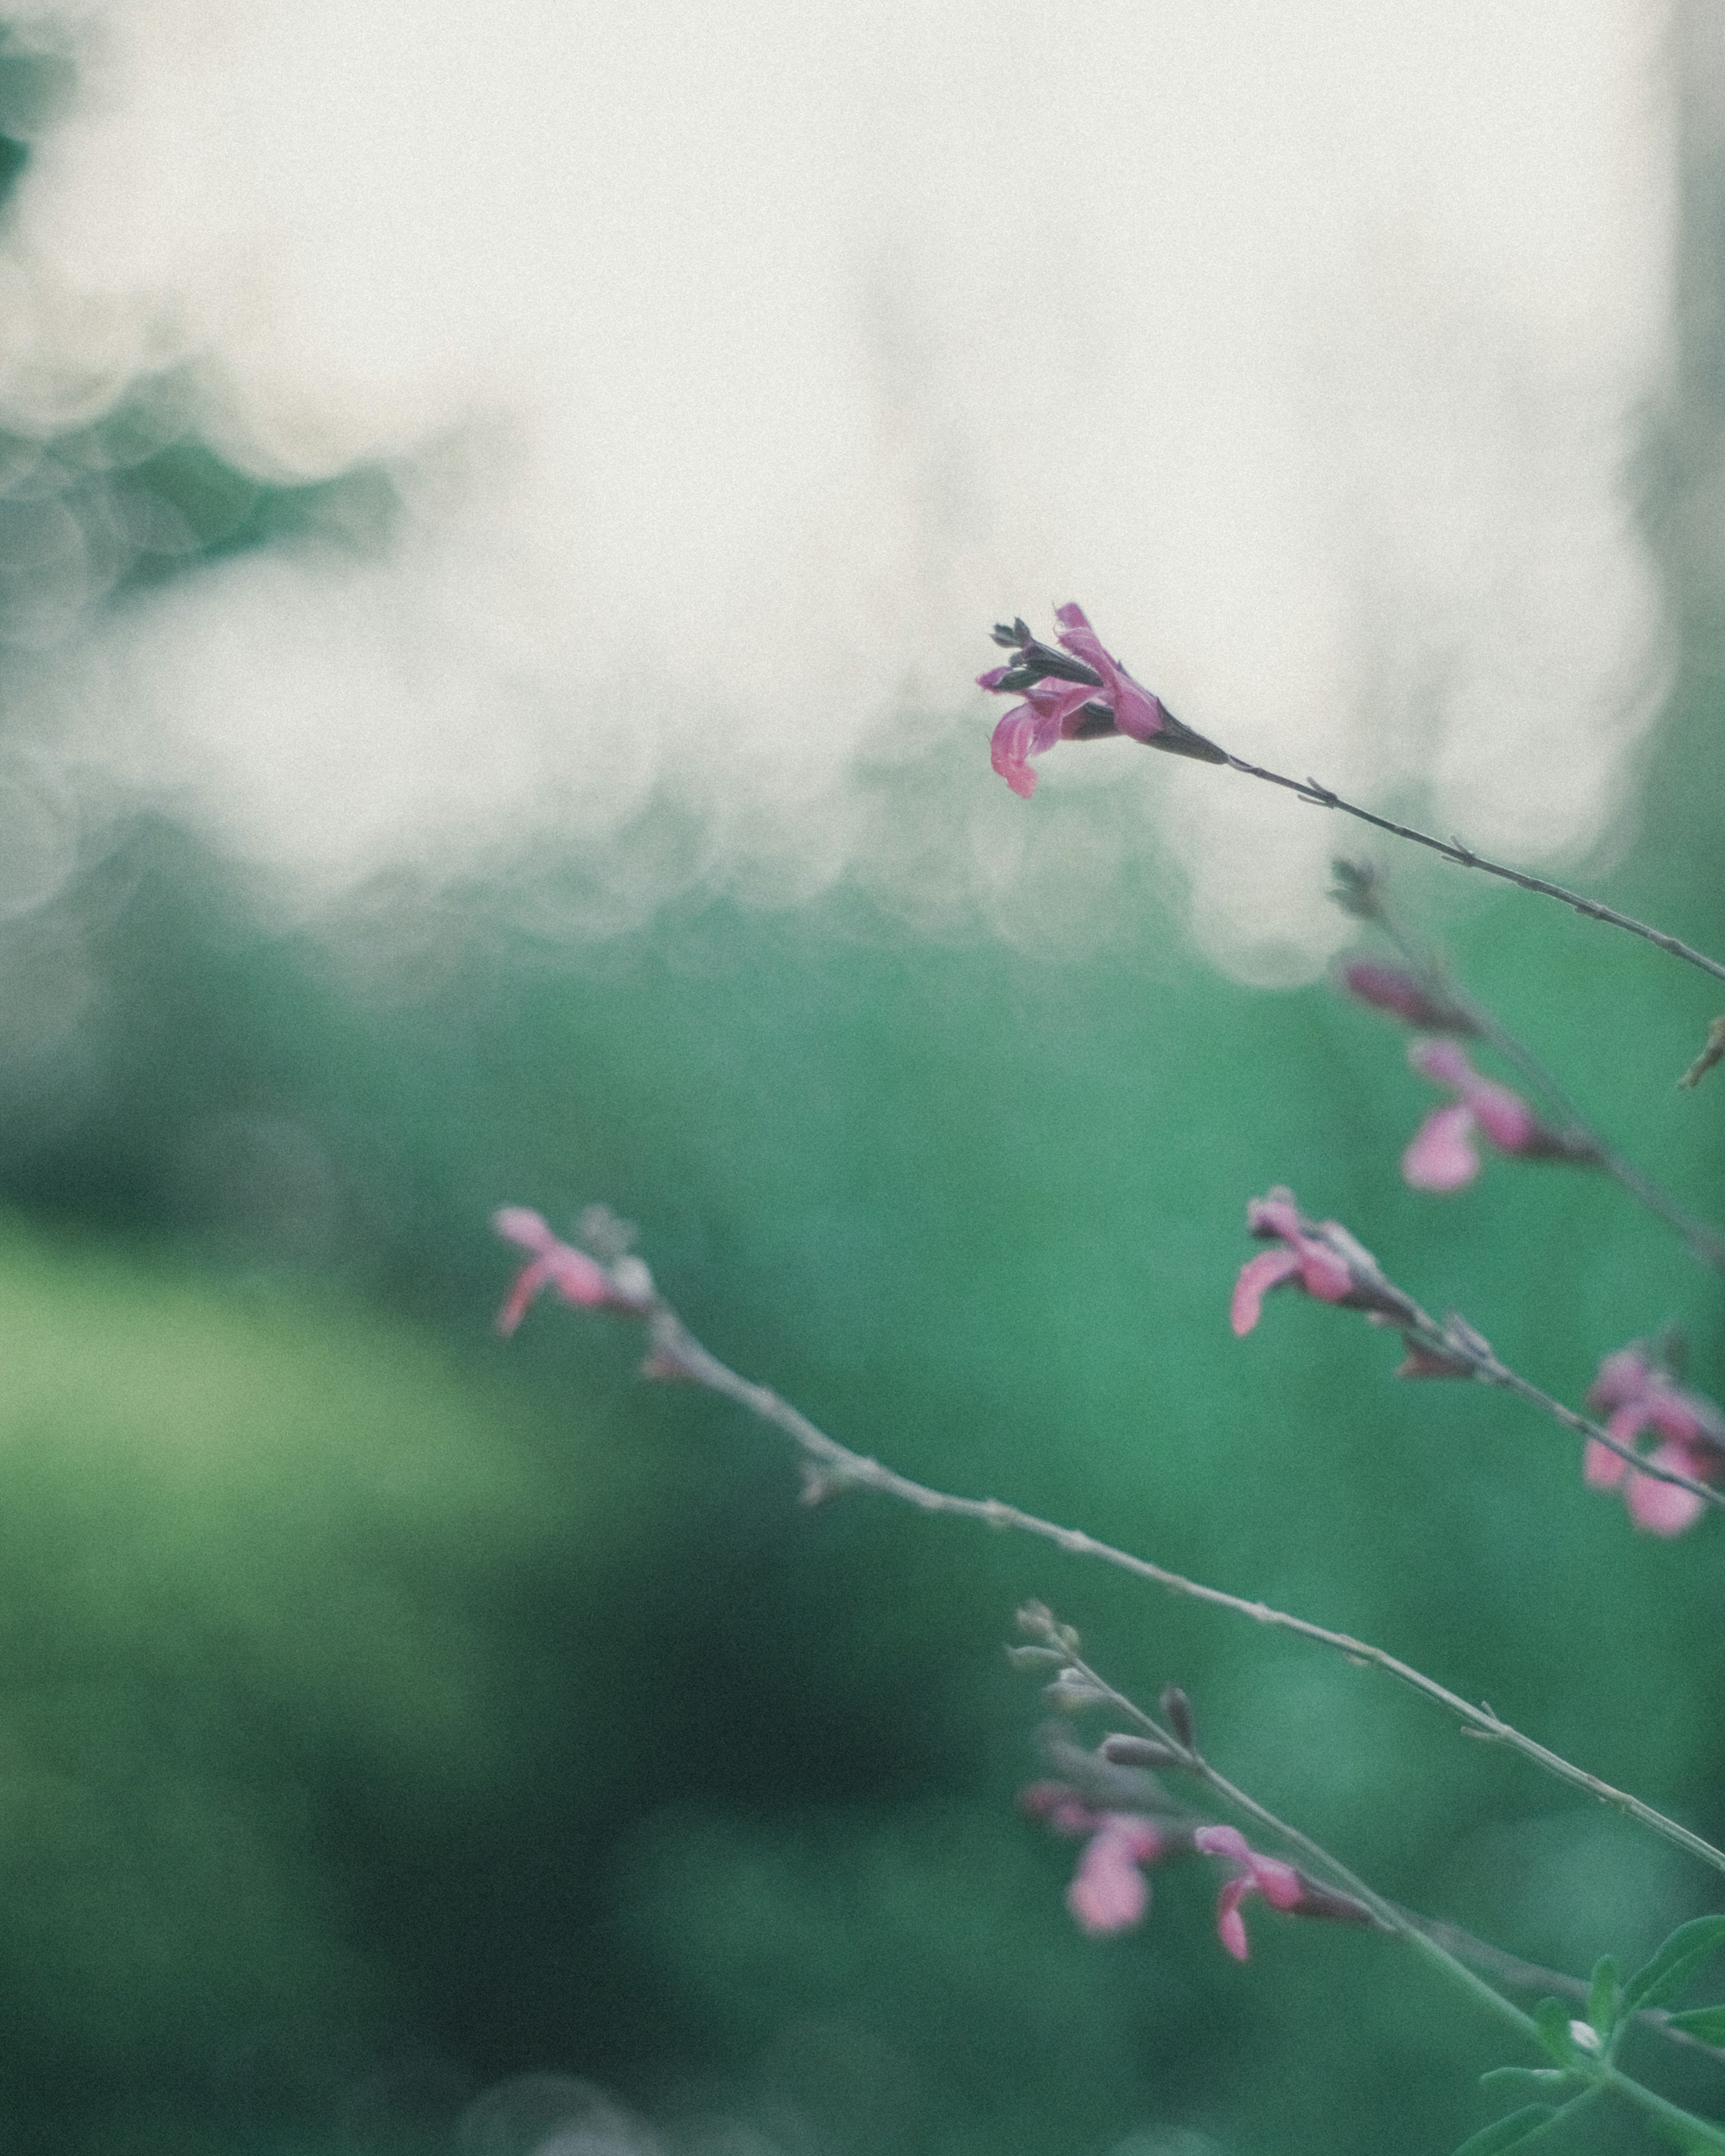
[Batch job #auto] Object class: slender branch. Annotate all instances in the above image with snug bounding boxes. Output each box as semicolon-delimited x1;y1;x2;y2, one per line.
1366;904;1725;1274
1222;750;1725;989
637;1296;1725;1878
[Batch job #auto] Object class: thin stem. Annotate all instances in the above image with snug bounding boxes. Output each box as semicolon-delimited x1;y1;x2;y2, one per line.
1600;2062;1725;2150
1410;1915;1725;2070
1308;1233;1725;1518
1223;751;1725;989
1369;909;1725;1275
639;1298;1725;1878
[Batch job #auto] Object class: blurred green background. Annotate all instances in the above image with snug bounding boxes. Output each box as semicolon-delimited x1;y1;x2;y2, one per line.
1;24;1725;2156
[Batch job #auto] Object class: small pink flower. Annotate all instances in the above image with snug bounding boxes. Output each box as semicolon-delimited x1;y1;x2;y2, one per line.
1193;1825;1372;1960
1192;1826;1304;1960
1402;1040;1587;1192
980;605;1225;797
1020;1783;1192;1935
1582;1346;1725;1536
1067;1815;1178;1934
492;1206;648;1335
1231;1187;1416;1337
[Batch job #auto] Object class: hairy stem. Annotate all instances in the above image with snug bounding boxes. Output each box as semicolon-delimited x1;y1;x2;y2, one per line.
638;1298;1725;1877
1224;751;1725;989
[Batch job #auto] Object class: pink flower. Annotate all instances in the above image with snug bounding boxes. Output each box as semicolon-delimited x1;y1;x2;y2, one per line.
983;672;1108;800
1582;1346;1725;1536
1338;961;1475;1035
1192;1825;1372;1961
1231;1187;1416;1337
980;605;1225;797
492;1207;649;1335
1020;1783;1192;1935
1402;1040;1588;1192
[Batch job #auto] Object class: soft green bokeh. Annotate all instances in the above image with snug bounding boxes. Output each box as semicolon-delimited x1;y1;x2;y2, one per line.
1;722;1723;2154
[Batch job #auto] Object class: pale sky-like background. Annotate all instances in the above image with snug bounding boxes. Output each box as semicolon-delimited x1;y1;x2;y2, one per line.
0;0;1681;979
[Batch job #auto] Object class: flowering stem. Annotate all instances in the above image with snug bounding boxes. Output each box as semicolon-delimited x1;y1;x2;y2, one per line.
1054;1639;1725;2148
1367;907;1725;1274
1222;751;1725;989
638;1298;1725;1878
1305;1232;1725;1518
1052;1640;1543;2045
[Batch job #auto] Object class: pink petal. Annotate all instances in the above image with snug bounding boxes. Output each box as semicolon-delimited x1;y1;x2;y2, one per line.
544;1244;615;1308
1231;1248;1301;1336
1645;1393;1715;1448
1588;1349;1655;1414
1626;1447;1709;1536
1052;601;1165;744
1193;1824;1251;1863
495;1257;552;1337
1408;1039;1471;1088
1583;1437;1628;1490
1458;1073;1540;1155
494;1206;557;1254
977;664;1013;691
1214;1875;1252;1961
1290;1236;1355;1305
1403;1104;1481;1191
1245;1190;1302;1241
1247;1855;1305;1912
990;704;1061;797
1066;1826;1150;1934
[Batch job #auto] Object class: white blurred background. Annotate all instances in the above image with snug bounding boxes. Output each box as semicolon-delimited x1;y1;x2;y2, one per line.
0;0;1680;979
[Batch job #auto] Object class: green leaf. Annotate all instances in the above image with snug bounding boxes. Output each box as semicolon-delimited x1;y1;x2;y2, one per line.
1626;1917;1725;2011
1587;1954;1620;2041
1450;2106;1559;2156
1478;2069;1571;2099
1533;1996;1575;2067
1667;2005;1725;2045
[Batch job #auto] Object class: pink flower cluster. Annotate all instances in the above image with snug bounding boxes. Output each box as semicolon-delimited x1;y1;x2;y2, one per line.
1022;1784;1370;1957
1583;1346;1725;1536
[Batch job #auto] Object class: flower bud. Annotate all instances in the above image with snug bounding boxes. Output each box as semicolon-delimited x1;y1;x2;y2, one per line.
1101;1734;1182;1768
1338;960;1477;1034
1159;1686;1196;1750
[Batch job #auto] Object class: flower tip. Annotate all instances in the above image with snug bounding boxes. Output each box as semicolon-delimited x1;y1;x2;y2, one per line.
1402;1105;1481;1191
1230;1250;1296;1336
493;1205;553;1252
